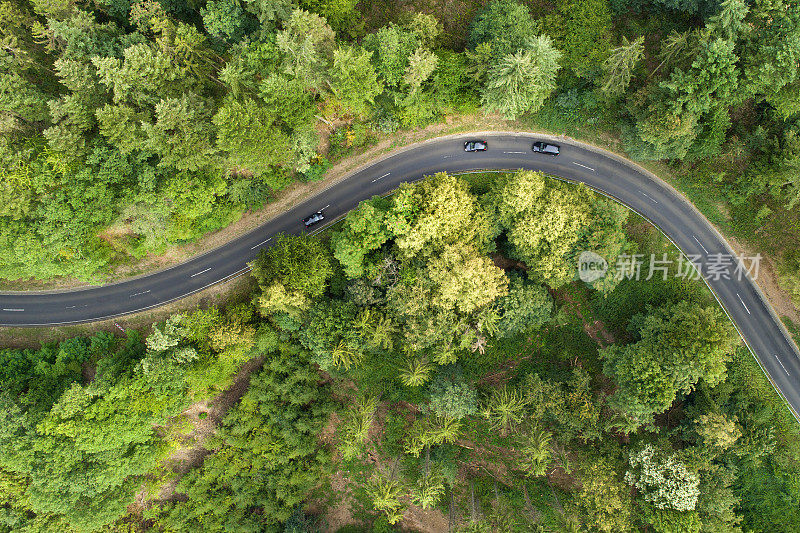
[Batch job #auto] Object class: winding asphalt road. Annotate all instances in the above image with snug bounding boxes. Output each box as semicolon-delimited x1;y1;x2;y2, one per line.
1;132;799;420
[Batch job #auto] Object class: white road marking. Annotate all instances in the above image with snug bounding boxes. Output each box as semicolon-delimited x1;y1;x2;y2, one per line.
775;355;791;376
639;190;659;204
693;235;709;254
130;290;151;298
190;268;211;278
503;151;526;154
442;155;452;159
371;173;391;183
250;237;272;250
3;266;254;327
320;204;330;210
736;293;751;315
2;308;24;312
572;161;595;171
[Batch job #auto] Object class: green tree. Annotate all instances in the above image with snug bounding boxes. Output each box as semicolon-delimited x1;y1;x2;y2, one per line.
694;412;742;451
275;8;334;92
488;170;621;288
213;96;294;183
495;275;552;337
625;444;700;512
481;386;528;436
154;344;331;531
366;474;406;525
481;37;562;120
601;301;737;419
399;357;432;387
251;233;333;298
425;242;509;315
708;0;749;40
740;0;800;116
515;427;552;477
600;36;645;97
411;468;446;510
143;93;218;172
201;0;255;42
577;459;634;532
548;0;613;78
467;0;539;59
241;0;292;27
330;195;392;278
428;379;478;420
363;23;420;90
43;58;107;163
387;172;492;260
337;394;378;459
0;49;51;124
326;45;383;117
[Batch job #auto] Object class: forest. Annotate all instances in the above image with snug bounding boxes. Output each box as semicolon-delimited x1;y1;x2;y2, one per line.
2;0;800;288
1;170;799;531
4;0;800;531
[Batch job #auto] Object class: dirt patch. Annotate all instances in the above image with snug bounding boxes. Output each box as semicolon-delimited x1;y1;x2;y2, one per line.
400;504;450;533
81;361;97;384
317;470;359;533
457;439;515;484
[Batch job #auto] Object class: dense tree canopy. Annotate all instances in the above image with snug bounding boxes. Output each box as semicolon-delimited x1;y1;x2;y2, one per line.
601;300;738;419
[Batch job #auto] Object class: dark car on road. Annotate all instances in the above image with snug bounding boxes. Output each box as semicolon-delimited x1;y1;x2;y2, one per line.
303;211;325;227
464;140;488;152
532;141;560;156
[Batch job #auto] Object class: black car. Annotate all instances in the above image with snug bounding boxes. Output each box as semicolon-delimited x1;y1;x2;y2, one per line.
303;211;325;227
464;140;488;152
532;141;560;156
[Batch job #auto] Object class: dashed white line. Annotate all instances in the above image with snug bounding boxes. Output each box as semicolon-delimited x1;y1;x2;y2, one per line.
503;151;526;154
2;308;24;312
371;173;391;183
442;155;452;159
190;268;212;278
639;190;659;204
130;290;151;298
250;237;272;250
736;293;751;315
775;355;791;376
693;235;709;254
572;161;595;171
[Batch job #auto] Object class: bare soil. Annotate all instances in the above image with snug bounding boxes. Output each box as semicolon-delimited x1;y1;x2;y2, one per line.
400;504;451;533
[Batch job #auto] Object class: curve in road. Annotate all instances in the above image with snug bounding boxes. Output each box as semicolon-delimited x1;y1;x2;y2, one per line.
1;132;799;420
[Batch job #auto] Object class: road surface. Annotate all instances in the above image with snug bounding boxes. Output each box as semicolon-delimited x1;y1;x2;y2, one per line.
2;132;799;420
